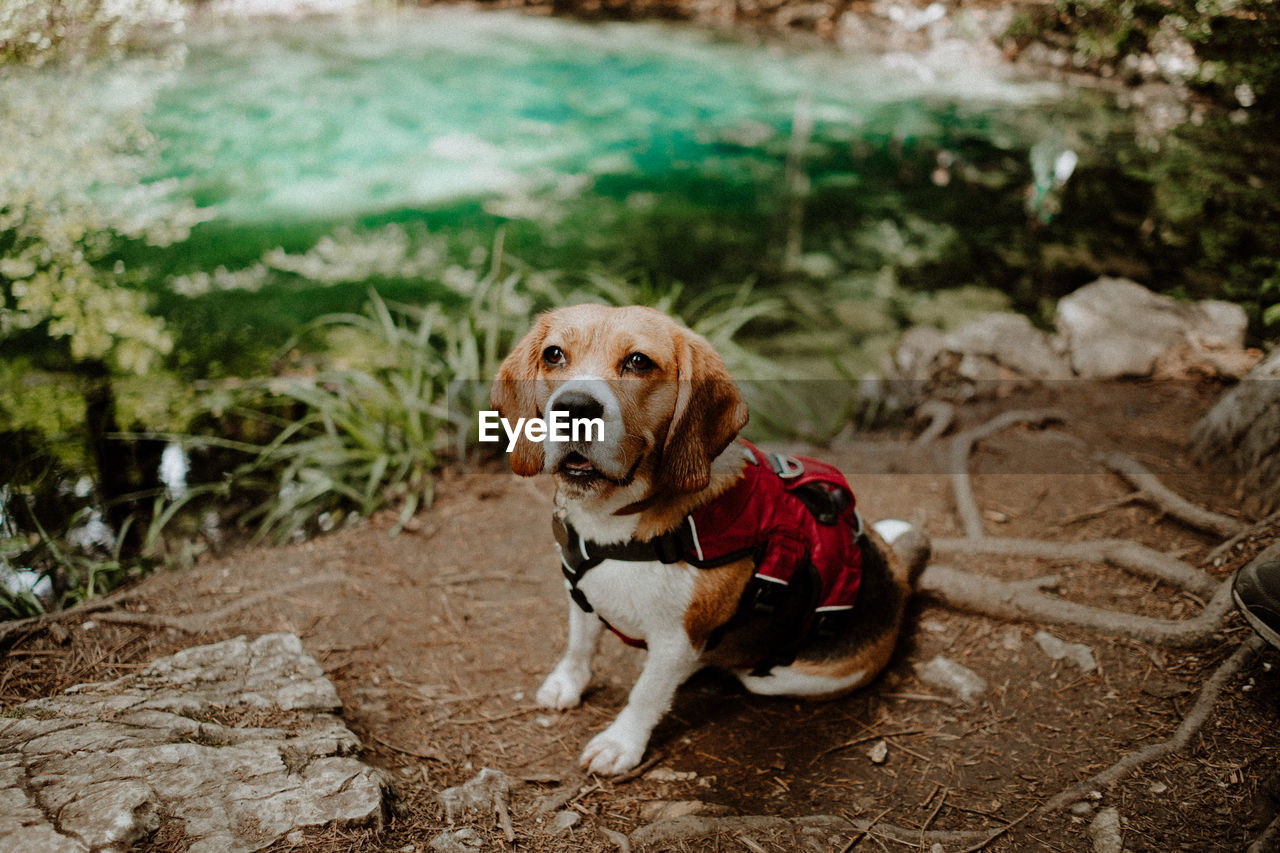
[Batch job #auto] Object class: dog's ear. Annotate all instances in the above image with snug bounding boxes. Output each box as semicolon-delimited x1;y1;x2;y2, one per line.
490;315;550;477
658;329;749;494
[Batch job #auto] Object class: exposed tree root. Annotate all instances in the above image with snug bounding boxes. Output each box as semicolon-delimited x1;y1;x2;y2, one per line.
948;409;1068;539
919;564;1235;647
0;585;143;645
1247;813;1280;853
89;572;353;634
1210;508;1280;564
934;536;1219;596
913;399;956;447
1038;634;1267;812
1092;448;1245;538
630;635;1268;850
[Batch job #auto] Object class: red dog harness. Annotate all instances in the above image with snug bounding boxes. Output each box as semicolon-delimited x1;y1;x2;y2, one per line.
553;441;866;670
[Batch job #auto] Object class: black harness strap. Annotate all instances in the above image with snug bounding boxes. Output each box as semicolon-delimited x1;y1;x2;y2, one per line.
552;515;752;614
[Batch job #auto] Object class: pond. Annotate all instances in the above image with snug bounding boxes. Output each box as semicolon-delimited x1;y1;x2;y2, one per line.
125;7;1230;376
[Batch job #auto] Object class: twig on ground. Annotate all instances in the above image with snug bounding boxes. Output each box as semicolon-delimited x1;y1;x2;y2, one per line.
495;790;515;842
1057;493;1143;527
1039;633;1267;813
954;804;1040;853
840;806;892;852
369;733;445;762
919;791;947;842
445;706;541;725
611;751;668;784
1208;509;1280;565
810;729;924;765
87;572;354;635
0;586;143;645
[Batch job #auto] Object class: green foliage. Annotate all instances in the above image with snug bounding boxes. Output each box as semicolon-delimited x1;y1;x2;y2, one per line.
163;240;781;545
0;0;185;67
1;34;201;375
1022;0;1280;112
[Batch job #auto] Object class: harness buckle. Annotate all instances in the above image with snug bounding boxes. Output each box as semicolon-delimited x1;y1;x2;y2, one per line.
768;452;804;479
747;575;790;615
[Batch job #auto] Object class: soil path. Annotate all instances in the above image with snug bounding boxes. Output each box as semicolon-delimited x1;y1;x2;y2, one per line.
4;380;1278;851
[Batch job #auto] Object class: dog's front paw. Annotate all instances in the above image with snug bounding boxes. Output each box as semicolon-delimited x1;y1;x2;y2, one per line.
580;724;646;775
536;664;590;710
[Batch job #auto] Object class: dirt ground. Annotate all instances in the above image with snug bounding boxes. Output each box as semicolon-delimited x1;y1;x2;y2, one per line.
4;378;1279;852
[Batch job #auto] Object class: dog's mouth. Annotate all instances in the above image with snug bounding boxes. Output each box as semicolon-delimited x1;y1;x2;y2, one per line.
557;452;600;481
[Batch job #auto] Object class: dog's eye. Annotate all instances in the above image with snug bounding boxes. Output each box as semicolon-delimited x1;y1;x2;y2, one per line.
542;346;566;366
622;352;656;373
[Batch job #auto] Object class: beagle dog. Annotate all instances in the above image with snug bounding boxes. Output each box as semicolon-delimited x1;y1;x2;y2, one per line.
490;304;929;775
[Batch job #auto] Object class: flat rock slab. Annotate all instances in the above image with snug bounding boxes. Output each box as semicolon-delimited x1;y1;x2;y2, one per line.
0;633;387;853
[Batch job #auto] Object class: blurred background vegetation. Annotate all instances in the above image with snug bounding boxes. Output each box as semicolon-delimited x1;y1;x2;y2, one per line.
1;0;1277;616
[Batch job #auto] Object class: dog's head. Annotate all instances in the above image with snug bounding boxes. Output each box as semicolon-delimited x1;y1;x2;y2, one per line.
490;304;748;501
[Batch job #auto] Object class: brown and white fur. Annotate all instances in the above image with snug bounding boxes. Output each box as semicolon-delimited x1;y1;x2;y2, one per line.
491;304;929;775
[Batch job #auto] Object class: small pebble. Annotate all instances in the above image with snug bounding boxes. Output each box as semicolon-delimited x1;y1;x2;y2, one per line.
548;809;580;834
1088;807;1123;853
915;655;987;704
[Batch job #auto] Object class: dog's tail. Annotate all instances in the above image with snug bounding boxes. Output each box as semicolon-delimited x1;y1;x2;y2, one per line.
871;518;931;589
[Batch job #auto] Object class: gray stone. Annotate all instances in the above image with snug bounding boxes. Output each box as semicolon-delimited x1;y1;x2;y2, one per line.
1054;277;1248;379
638;800;734;822
547;809;581;834
438;767;512;823
914;655;987;704
0;633;387;853
632;815;791;846
890;325;946;381
943;312;1072;380
429;827;484;852
1089;806;1124;853
1034;630;1099;673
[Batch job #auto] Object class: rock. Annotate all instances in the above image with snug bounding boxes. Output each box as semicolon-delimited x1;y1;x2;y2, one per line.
943;312;1071;380
1190;346;1280;515
438;768;512;823
867;739;889;764
1054;277;1250;379
891;325;947;381
1088;807;1124;853
632;815;791;846
638;800;734;822
644;767;698;782
429;827;484;852
0;633;387;853
915;655;987;704
1034;630;1098;673
547;809;580;834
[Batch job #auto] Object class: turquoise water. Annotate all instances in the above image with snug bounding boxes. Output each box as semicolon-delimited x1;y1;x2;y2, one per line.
148;10;1059;226
131;8;1116;327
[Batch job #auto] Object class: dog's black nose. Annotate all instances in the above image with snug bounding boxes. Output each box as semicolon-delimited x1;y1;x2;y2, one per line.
550;390;605;424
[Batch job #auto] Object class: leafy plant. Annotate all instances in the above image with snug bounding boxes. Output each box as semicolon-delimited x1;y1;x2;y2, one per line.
156;236;784;546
